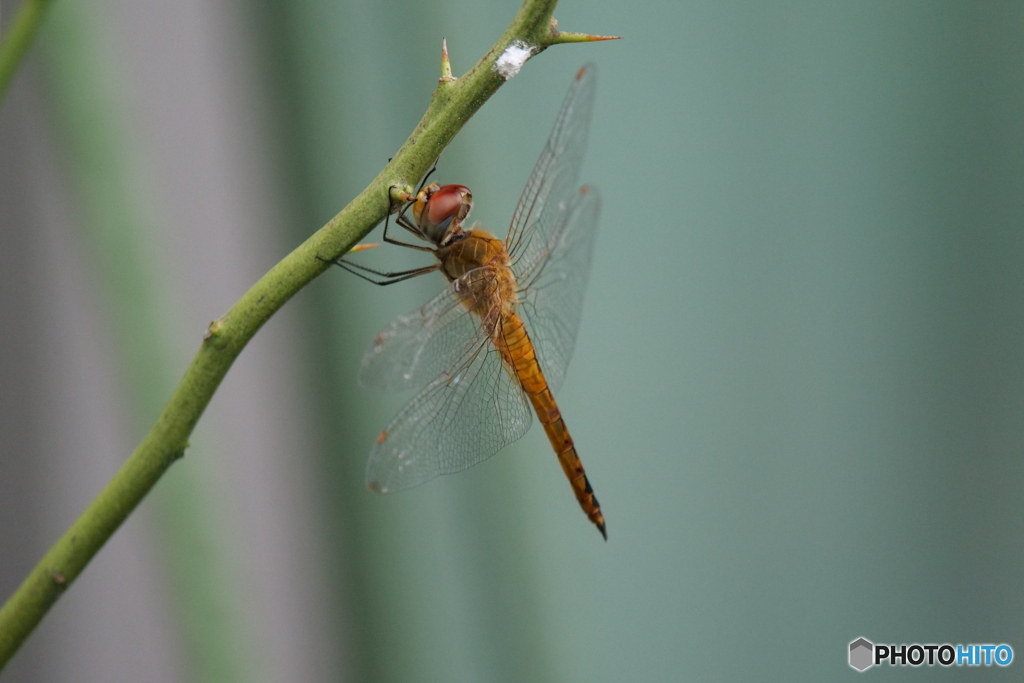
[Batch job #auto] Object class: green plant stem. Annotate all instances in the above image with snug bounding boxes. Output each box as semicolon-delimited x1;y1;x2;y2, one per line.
0;0;605;670
0;0;55;106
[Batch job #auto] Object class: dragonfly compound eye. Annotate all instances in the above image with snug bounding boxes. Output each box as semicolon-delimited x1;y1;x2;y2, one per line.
420;184;472;242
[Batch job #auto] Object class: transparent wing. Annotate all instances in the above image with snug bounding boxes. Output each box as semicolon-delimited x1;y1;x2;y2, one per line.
506;63;596;277
359;268;497;393
365;320;533;493
516;186;601;396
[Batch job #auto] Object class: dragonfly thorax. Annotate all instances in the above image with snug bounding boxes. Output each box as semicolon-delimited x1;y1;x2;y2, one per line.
437;229;508;278
436;229;519;319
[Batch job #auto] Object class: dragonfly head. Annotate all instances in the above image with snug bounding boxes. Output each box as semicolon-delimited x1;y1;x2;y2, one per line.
412;183;473;244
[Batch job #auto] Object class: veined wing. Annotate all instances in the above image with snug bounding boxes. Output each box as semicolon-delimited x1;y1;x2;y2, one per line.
516;186;600;396
364;311;533;493
360;267;533;493
506;63;596;279
360;268;497;393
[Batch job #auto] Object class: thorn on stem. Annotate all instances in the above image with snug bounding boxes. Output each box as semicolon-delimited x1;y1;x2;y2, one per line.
349;243;380;254
440;38;455;83
551;31;622;44
389;184;415;206
547;18;622;45
204;319;224;341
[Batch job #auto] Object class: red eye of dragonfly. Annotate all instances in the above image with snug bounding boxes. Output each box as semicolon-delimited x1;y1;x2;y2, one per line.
427;184;471;226
413;184;472;243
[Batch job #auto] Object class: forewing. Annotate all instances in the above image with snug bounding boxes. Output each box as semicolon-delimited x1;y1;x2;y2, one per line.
516;186;601;396
506;64;596;276
359;268;497;393
365;324;533;493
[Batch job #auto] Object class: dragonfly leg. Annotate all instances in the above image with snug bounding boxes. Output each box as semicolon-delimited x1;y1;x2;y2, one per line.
343;265;438;286
384;155;439;241
382;205;434;252
319;256;438;286
415;161;439;195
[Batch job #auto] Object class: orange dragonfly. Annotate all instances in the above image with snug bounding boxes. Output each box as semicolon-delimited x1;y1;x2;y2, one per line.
333;65;604;538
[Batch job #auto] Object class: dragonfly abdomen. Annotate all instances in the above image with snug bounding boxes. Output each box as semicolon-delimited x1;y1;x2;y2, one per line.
499;314;607;539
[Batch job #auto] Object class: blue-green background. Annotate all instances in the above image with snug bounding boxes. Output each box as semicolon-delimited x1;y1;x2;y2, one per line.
1;1;1022;681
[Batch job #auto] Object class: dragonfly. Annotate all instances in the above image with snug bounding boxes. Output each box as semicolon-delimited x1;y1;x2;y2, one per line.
332;64;605;538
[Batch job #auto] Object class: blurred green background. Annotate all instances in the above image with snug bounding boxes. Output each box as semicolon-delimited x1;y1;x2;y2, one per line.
2;0;1023;681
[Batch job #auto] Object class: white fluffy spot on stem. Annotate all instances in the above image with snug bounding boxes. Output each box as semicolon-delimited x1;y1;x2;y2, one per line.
493;41;535;80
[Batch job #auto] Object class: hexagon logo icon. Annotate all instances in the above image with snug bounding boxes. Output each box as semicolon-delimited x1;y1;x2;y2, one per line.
849;638;874;671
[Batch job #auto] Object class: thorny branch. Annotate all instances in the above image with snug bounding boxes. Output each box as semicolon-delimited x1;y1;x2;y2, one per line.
0;0;616;671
